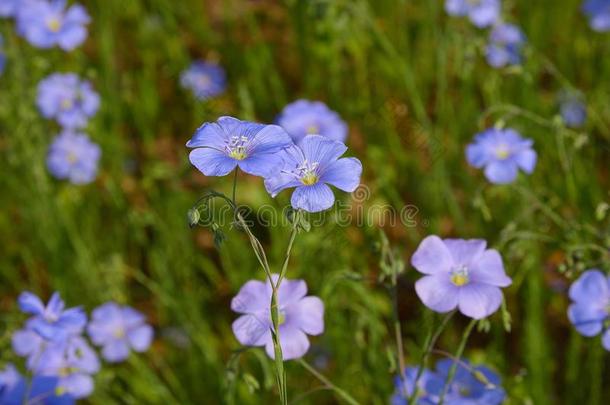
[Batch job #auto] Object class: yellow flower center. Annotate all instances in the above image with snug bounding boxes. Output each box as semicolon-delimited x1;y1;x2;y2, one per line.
229;149;247;160
306;124;319;134
301;172;318;185
113;327;126;338
297;160;319;186
61;98;73;110
47;17;62;33
495;145;511;160
227;136;249;161
450;265;470;286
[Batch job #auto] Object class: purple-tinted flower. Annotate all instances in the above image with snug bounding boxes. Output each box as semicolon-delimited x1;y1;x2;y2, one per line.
187;116;294;178
34;337;100;399
567;269;610;351
264;135;362;212
560;96;587;128
0;0;19;17
17;291;86;342
485;23;526;68
276;100;348;144
445;0;500;28
16;0;89;51
391;367;437;405
0;364;74;405
37;73;100;129
47;131;101;184
426;359;506;404
180;60;226;101
411;236;512;319
231;274;324;360
582;0;610;31
466;127;536;184
87;302;154;363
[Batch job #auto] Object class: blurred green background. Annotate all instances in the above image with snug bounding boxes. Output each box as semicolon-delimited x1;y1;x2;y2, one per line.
1;0;609;403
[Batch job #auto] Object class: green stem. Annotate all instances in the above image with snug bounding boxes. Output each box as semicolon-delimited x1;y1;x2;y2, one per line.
297;359;360;405
391;274;408;399
438;319;477;405
408;311;455;405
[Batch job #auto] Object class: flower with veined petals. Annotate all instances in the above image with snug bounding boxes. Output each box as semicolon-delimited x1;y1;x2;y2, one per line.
16;0;90;51
231;275;324;360
567;269;610;351
276;99;348;144
187;116;294;178
411;236;512;319
264;135;362;213
87;302;154;363
466;127;536;184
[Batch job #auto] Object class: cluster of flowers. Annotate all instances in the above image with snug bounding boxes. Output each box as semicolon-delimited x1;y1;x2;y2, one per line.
391;360;506;405
0;292;153;403
444;0;526;69
1;0;102;185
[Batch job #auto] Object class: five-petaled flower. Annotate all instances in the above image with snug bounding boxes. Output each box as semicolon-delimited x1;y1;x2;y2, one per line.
466;127;537;184
567;269;610;351
180;60;226;101
485;23;526;68
187;116;294;178
445;0;500;28
231;275;324;360
16;0;90;51
264;135;362;213
37;73;100;129
87;302;154;363
277;99;348;144
47;131;101;185
411;236;512;319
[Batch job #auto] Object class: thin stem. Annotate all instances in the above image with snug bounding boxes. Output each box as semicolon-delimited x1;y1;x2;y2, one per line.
438;319;477;404
276;210;300;287
391;274;408;399
231;168;238;206
298;359;360;405
408;311;455;405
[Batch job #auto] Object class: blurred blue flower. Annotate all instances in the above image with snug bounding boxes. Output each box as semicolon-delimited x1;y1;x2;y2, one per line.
16;0;90;50
391;367;437;405
180;60;226;100
47;131;101;184
411;236;511;319
445;0;500;28
37;73;100;129
485;23;526;68
582;0;610;31
276;99;348;144
0;34;5;75
427;359;506;404
33;337;100;399
466;127;536;184
0;0;19;17
264;135;362;212
18;291;87;342
87;302;154;363
187;116;293;178
0;364;74;405
560;96;587;128
567;269;610;351
231;274;324;360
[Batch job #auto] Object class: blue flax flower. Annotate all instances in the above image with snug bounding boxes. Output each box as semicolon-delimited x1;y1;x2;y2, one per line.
17;0;90;51
411;236;512;319
47;131;101;184
87;302;154;363
187;116;293;177
582;0;610;31
567;269;610;351
391;367;437;405
485;23;526;68
445;0;500;28
0;0;18;17
466;127;536;184
180;60;226;101
560;96;587;128
426;359;506;404
276;99;348;144
17;291;86;342
37;73;100;129
0;364;74;405
231;274;324;360
264;135;362;212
